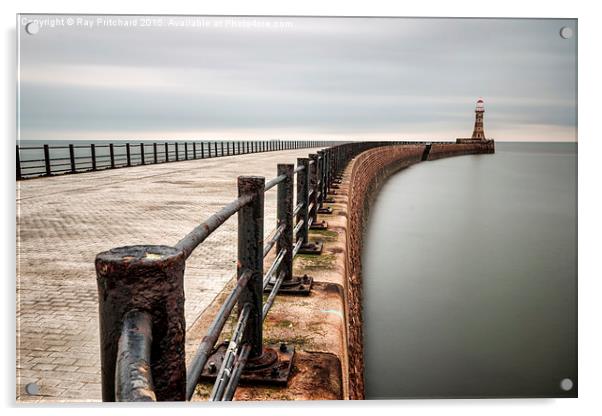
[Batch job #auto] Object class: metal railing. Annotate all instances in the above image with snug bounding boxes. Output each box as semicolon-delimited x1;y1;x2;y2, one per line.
94;141;401;402
16;140;335;180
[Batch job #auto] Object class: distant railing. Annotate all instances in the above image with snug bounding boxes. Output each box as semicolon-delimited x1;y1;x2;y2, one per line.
15;140;336;180
94;141;401;402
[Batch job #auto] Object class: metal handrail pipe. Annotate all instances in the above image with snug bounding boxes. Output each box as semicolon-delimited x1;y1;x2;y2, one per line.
209;303;252;401
115;310;156;402
293;219;304;236
262;248;286;290
293;202;303;217
263;223;286;258
221;343;252;401
262;270;286;320
175;193;254;259
264;174;286;192
292;238;303;258
185;269;252;400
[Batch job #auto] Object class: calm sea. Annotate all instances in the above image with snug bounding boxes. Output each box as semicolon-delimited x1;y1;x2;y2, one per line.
362;142;577;399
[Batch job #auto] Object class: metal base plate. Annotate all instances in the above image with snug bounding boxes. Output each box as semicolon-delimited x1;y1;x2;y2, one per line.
264;274;313;295
317;206;333;215
310;220;328;230
199;343;295;386
297;241;323;255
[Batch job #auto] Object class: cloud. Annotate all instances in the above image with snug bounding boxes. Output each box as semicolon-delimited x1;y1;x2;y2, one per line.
18;16;577;142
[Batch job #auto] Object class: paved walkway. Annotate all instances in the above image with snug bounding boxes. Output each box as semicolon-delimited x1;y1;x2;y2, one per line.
16;147;322;402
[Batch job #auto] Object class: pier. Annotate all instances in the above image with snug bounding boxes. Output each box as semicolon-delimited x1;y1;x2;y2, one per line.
16;140;494;402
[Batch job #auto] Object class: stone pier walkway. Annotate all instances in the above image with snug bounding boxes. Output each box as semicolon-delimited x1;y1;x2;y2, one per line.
16;147;322;402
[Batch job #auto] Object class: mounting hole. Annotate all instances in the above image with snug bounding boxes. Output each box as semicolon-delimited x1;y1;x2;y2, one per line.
560;378;574;391
25;382;39;395
559;26;573;39
25;22;40;35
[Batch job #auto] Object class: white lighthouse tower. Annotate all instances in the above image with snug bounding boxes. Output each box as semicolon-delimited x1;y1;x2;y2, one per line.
471;98;486;140
456;98;492;144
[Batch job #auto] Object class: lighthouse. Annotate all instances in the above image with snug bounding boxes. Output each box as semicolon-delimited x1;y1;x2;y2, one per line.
471;98;486;140
456;98;492;145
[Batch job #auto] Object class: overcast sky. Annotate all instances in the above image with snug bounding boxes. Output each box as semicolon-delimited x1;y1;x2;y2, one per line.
18;16;577;142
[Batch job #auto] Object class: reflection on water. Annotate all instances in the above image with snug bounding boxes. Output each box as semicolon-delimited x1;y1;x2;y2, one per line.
362;142;577;399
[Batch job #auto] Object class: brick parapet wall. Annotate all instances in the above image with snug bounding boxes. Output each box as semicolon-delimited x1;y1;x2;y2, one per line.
343;145;425;399
342;141;494;399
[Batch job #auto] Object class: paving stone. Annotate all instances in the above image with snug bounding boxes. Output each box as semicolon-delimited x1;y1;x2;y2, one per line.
16;148;321;402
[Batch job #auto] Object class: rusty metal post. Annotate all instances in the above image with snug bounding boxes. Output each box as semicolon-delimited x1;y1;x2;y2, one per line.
201;142;205;159
308;154;318;224
221;141;224;157
95;245;186;401
309;153;328;231
126;143;131;167
214;141;218;157
140;143;145;165
43;144;52;176
237;176;265;358
185;142;189;160
152;143;157;164
16;145;21;180
317;150;325;208
69;144;76;173
91;144;97;171
277;164;294;282
164;142;169;162
193;142;197;159
175;143;179;161
296;158;310;246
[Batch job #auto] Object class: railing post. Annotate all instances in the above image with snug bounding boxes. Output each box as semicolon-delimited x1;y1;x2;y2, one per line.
193;142;197;159
153;143;158;164
214;142;218;157
69;144;76;173
140;143;145;165
126;143;131;167
91;144;97;171
110;144;115;169
201;142;205;159
237;176;265;359
308;153;328;231
277;164;294;282
296;158;310;246
175;143;179;161
165;143;169;162
185;142;189;160
317;150;325;208
43;144;52;176
95;245;186;401
16;145;21;180
308;154;318;225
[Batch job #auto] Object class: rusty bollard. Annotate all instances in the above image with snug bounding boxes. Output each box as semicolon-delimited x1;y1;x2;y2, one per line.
95;245;186;401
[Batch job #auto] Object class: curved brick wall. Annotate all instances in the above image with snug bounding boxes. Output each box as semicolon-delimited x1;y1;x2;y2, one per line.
428;141;495;160
344;145;425;399
343;142;494;399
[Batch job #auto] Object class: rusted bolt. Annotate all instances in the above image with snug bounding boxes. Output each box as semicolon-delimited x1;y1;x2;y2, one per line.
279;342;287;352
208;361;217;374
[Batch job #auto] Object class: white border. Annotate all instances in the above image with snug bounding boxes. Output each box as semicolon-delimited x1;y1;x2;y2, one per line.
3;1;601;415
